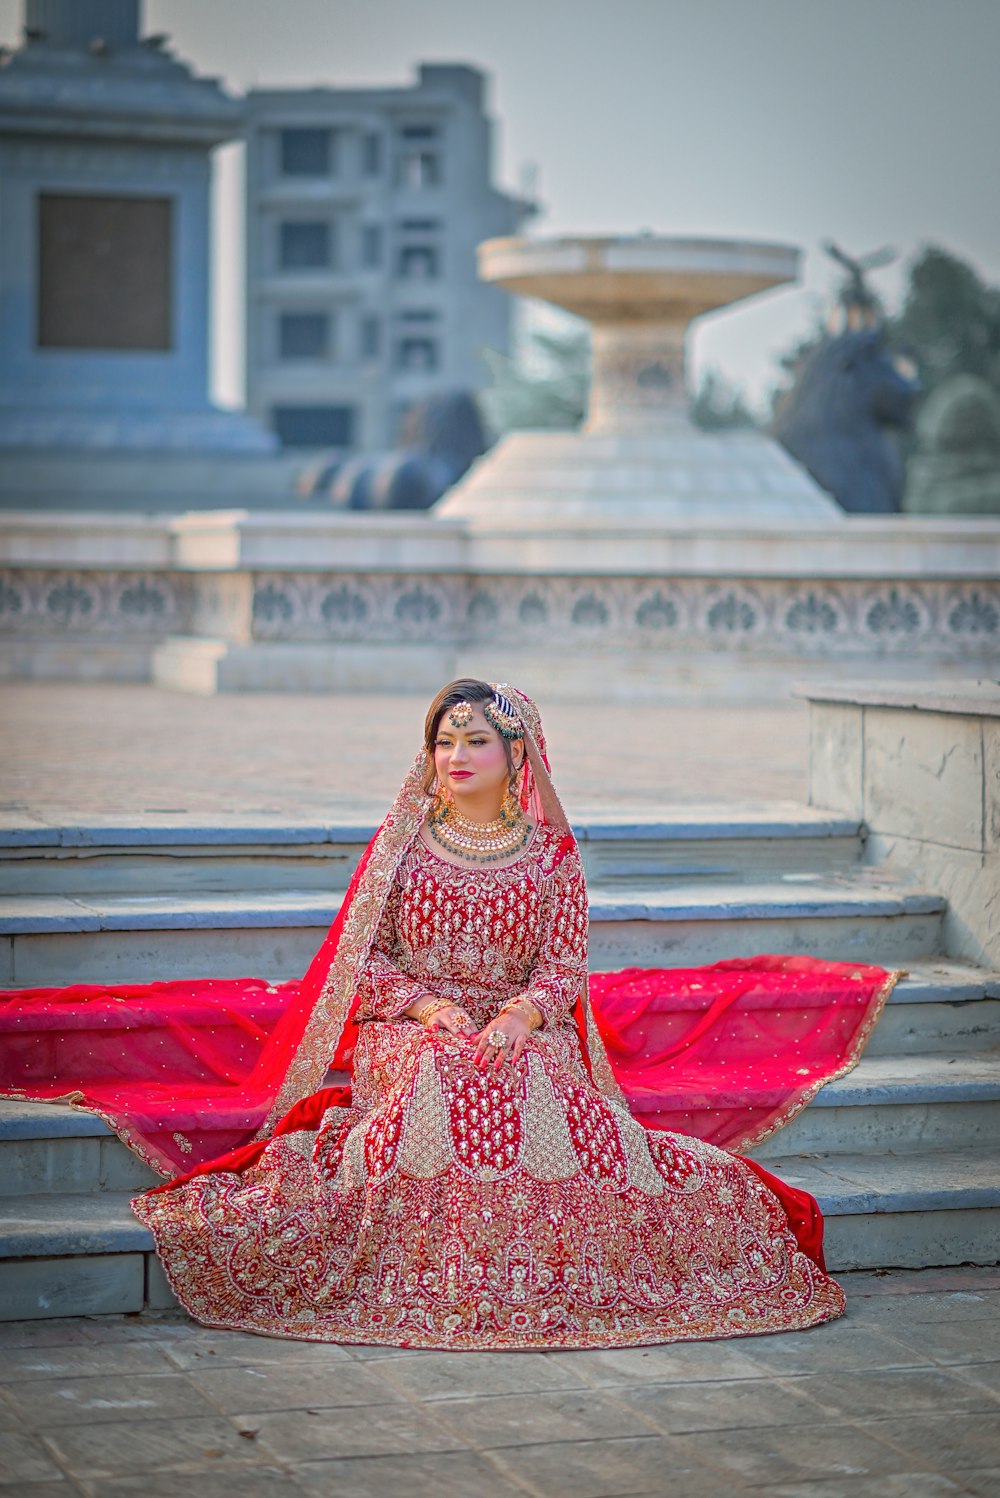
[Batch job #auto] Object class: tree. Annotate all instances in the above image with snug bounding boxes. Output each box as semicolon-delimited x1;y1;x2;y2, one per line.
478;327;588;433
480;331;756;434
689;369;756;430
890;246;1000;399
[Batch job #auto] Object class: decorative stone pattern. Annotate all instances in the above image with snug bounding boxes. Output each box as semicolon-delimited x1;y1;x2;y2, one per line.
2;568;998;666
0;570;189;637
247;572;1000;659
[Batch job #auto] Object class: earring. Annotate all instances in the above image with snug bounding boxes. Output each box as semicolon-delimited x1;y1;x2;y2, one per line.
500;779;522;826
431;781;453;822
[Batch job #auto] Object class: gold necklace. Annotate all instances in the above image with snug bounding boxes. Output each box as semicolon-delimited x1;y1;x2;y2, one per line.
428;800;531;864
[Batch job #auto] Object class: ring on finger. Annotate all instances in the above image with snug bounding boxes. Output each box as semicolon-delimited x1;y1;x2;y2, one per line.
487;1030;510;1049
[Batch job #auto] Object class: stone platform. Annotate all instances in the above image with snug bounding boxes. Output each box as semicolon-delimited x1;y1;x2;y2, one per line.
0;682;813;823
0;1267;998;1496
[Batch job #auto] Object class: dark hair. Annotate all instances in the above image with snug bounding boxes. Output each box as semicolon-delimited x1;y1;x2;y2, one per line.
422;678;520;793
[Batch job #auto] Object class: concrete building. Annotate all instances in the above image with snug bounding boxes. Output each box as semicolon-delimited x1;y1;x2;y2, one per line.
244;64;532;452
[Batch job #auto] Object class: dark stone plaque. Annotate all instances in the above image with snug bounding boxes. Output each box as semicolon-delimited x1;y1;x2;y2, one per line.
37;193;172;351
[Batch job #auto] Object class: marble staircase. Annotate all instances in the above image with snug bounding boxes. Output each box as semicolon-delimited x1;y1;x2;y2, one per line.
1;810;997;1319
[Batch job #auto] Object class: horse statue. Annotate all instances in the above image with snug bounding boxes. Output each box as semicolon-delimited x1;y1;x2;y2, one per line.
299;391;489;510
772;244;920;513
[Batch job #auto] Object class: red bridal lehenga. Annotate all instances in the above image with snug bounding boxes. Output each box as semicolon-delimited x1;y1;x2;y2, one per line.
0;687;899;1351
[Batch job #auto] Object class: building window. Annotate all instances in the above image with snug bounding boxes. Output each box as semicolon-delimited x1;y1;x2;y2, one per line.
396;308;439;369
273;404;355;448
398;244;439;279
279;312;330;360
37;193;172;350
396;218;442;280
280;128;332;176
363;132;382;175
360;315;380;360
360;224;382;269
279;221;331;271
397;336;438;371
397;127;442;190
398;149;441;189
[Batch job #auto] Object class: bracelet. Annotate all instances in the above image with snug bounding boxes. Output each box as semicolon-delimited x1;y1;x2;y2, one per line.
498;996;544;1032
415;996;452;1026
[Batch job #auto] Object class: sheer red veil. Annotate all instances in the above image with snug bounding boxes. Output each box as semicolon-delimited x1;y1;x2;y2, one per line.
0;680;897;1257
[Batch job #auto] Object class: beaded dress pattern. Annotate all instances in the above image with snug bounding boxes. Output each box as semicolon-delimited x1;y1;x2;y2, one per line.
134;824;845;1349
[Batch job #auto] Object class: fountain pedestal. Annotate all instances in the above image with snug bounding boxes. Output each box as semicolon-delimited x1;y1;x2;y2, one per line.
4;232;995;702
436;235;841;527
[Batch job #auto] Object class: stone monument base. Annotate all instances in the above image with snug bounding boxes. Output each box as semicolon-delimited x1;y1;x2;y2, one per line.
0;451;303;512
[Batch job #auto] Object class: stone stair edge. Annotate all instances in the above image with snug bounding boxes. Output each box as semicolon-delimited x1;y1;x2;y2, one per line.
2;965;996;1009
0;1191;150;1258
0;804;864;850
756;1147;1000;1217
0;879;947;935
3;956;994;1000
3;1148;999;1260
4;1052;1000;1143
628;1051;1000;1113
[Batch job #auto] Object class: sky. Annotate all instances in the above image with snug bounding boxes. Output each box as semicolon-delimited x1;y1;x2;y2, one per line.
2;0;997;412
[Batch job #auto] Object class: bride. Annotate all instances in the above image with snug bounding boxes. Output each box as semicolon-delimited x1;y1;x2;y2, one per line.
118;679;891;1349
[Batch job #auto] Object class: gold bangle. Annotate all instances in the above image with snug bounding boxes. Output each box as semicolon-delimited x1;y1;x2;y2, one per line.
416;997;451;1026
498;997;543;1032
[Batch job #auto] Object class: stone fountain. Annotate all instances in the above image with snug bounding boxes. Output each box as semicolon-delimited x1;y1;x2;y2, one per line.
2;231;997;701
437;234;841;527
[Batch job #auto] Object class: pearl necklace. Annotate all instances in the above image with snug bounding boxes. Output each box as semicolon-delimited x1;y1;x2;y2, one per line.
427;802;532;864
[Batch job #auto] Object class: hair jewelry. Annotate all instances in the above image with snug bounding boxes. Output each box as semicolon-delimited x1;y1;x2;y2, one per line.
483;691;522;740
448;701;475;728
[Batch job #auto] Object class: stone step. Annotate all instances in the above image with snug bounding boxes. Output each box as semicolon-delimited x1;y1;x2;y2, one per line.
0;1102;177;1198
861;959;1000;1056
745;1052;1000;1156
4;1038;998;1202
0;874;946;986
3;1141;998;1319
2;959;996;1087
2;963;997;1198
0;806;865;896
762;1148;1000;1271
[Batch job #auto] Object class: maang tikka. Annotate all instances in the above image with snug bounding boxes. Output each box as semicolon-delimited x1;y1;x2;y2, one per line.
448;701;474;728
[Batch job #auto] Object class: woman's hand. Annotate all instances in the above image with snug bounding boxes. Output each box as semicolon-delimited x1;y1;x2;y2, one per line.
404;995;476;1038
432;1004;476;1039
474;1010;533;1070
414;1002;476;1039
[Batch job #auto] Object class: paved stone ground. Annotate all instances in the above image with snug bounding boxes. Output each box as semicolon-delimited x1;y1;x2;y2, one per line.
0;1267;998;1497
0;683;810;823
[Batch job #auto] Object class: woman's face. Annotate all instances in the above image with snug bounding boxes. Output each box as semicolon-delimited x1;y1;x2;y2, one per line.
432;703;522;812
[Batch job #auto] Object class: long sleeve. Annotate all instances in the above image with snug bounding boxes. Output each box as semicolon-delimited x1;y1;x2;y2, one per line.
355;879;436;1022
519;843;589;1027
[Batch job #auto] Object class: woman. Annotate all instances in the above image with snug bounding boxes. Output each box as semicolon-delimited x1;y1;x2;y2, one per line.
125;681;891;1348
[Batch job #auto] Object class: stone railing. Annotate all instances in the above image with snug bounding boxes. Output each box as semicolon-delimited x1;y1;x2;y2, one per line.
2;510;999;701
802;680;1000;965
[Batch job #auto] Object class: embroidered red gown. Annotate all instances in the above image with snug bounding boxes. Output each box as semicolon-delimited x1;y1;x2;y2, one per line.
132;825;846;1350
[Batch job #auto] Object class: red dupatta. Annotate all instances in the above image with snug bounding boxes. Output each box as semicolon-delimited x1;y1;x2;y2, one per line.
0;684;897;1262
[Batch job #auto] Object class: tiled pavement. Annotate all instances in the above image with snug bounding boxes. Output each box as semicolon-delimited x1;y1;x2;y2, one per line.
1;1268;998;1497
0;683;810;822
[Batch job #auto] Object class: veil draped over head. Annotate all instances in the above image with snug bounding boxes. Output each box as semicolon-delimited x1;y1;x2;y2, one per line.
0;683;621;1178
256;682;623;1136
1;680;897;1217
